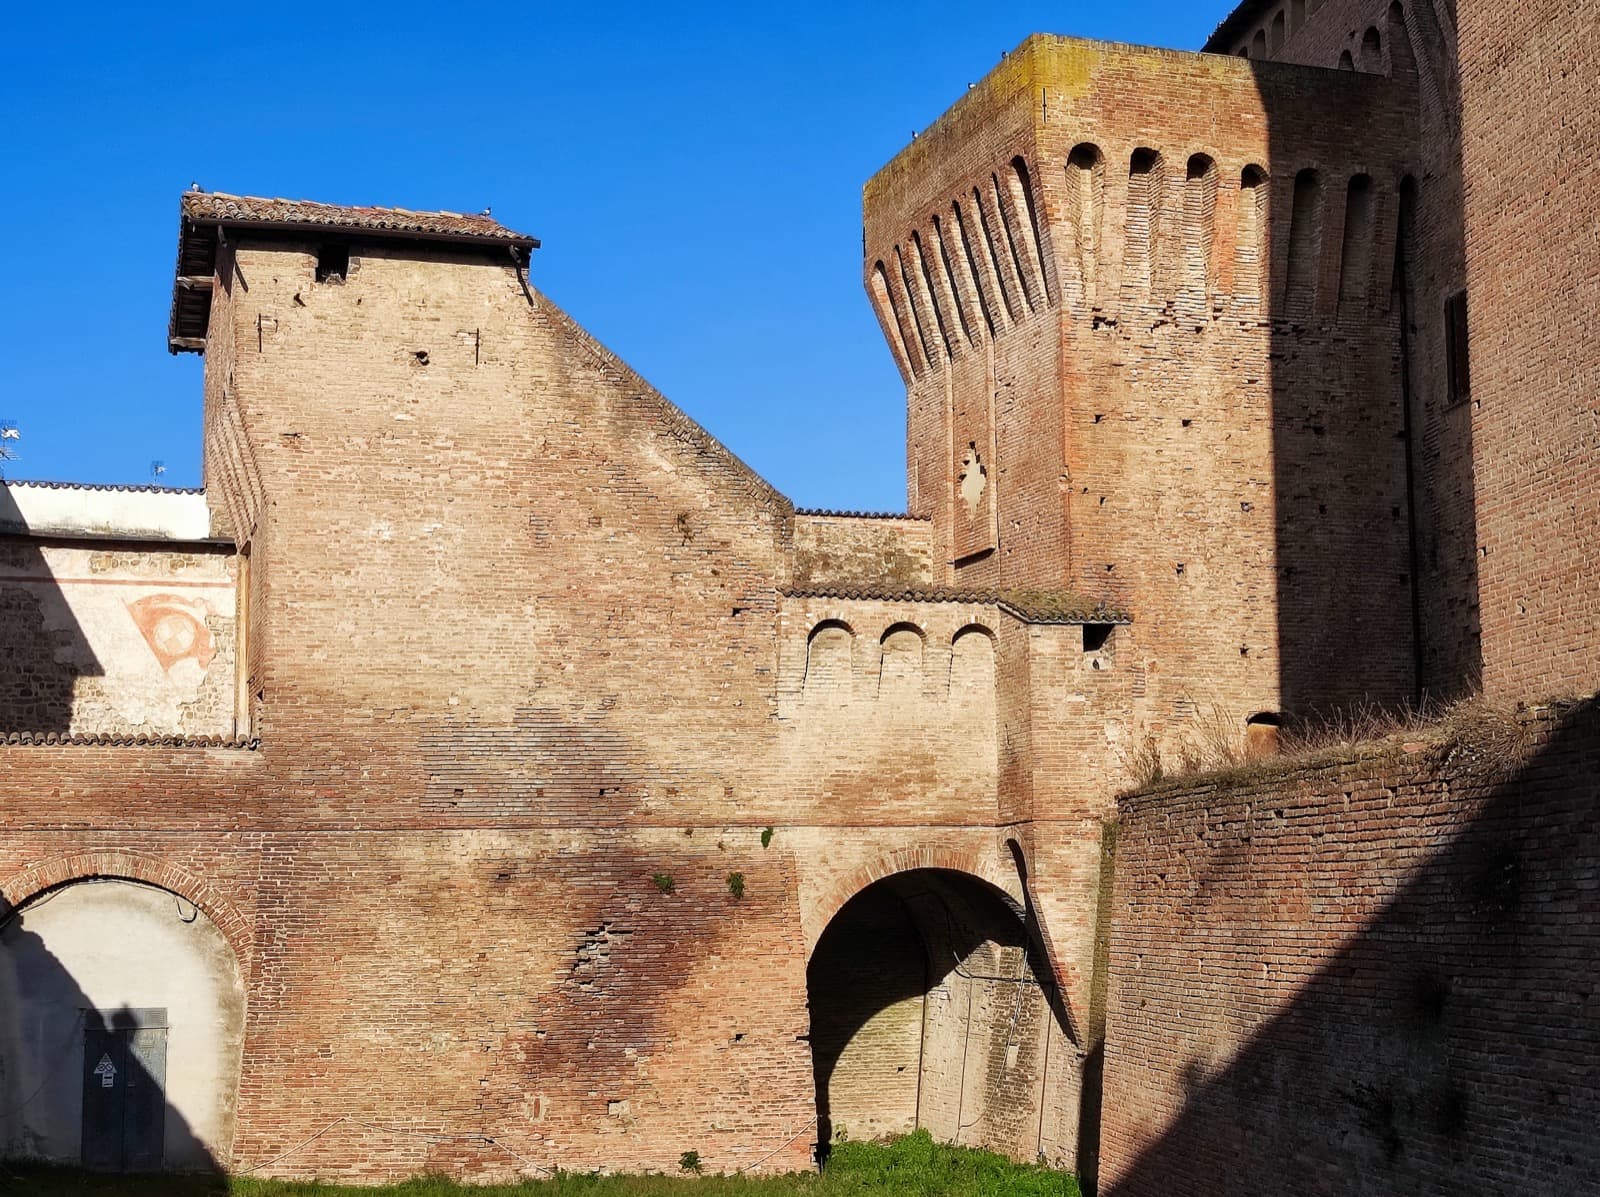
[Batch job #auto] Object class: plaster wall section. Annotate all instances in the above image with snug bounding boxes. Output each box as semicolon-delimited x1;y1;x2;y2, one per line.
0;879;246;1171
0;484;215;543
867;35;1417;749
0;539;238;739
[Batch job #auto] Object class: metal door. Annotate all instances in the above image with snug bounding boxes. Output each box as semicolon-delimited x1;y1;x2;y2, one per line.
80;1009;168;1172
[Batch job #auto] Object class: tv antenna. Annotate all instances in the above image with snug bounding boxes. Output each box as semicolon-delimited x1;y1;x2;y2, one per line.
0;419;18;479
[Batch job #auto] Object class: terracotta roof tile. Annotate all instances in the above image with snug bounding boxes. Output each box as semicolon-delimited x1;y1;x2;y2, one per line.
169;190;538;354
783;586;1130;625
181;191;537;247
0;731;258;748
795;509;932;520
3;479;203;495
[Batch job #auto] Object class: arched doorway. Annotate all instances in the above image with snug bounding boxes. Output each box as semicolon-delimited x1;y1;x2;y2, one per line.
806;868;1070;1162
0;878;246;1172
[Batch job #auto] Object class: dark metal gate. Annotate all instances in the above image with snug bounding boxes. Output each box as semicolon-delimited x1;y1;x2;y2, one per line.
81;1008;168;1172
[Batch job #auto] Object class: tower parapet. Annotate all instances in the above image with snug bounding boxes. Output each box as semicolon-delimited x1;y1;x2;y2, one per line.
866;34;1418;723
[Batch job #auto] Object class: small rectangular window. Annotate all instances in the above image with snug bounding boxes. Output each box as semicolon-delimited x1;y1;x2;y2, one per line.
1444;290;1471;405
315;243;350;283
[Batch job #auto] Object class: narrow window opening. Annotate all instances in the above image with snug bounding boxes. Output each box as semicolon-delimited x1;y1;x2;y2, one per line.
1360;27;1383;70
315;243;350;284
1066;143;1104;306
1290;0;1306;32
1126;149;1164;296
1286;169;1323;313
1445;290;1471;405
1338;50;1355;69
953;201;998;337
1083;624;1114;653
1237;166;1269;305
1338;174;1375;313
1245;711;1283;759
1269;10;1286;51
1183;154;1219;306
1251;29;1268;56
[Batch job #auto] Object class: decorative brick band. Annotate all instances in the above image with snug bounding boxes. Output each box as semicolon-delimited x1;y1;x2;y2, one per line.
0;850;253;967
803;841;1020;953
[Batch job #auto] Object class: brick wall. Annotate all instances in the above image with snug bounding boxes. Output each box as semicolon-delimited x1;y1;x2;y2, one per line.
1455;0;1600;701
1099;698;1600;1195
866;35;1418;750
1220;0;1600;700
1;224;1111;1177
790;512;933;589
1216;0;1484;696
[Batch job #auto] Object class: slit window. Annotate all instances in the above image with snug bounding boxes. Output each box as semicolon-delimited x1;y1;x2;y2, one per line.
1445;290;1471;405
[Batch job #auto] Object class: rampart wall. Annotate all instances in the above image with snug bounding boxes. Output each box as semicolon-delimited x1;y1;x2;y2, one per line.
1099;698;1600;1195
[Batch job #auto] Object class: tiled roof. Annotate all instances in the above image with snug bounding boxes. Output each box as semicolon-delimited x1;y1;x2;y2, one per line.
180;192;538;248
168;190;538;354
3;479;203;495
0;731;258;749
795;509;932;520
783;586;1130;625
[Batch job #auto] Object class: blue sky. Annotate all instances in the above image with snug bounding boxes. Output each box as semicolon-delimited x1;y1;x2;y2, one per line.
1;1;1221;511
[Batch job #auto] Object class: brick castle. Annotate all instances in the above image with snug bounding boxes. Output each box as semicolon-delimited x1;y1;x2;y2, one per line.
1;0;1595;1191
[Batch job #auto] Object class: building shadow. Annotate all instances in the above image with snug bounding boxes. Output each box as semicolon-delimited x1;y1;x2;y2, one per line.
0;889;223;1185
807;868;1073;1165
0;486;104;735
1258;3;1479;716
1104;698;1600;1195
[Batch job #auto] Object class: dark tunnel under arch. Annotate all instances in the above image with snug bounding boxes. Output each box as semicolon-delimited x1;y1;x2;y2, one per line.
805;867;1076;1168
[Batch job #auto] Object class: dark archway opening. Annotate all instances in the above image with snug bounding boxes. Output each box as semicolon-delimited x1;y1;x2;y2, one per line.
806;868;1072;1167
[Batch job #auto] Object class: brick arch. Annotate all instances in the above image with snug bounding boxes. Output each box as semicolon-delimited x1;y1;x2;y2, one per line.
803;844;1020;954
0;851;253;968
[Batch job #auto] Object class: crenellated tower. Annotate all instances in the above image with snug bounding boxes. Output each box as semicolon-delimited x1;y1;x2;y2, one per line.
865;35;1420;738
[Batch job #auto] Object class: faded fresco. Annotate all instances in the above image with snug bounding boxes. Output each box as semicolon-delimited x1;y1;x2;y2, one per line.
0;542;236;738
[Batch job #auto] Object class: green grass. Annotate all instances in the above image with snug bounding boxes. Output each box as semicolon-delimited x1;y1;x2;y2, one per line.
0;1133;1080;1197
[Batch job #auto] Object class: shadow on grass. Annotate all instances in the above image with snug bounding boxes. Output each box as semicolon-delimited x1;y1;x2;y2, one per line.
0;1133;1080;1197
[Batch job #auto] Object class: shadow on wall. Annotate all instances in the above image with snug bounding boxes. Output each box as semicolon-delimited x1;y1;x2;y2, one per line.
0;487;103;734
807;868;1076;1167
1263;2;1479;714
1105;699;1600;1196
0;883;229;1182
